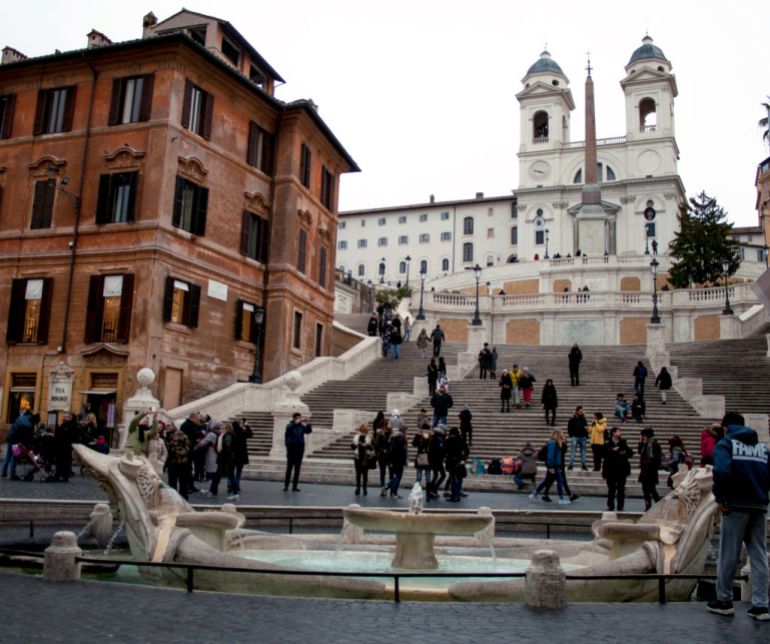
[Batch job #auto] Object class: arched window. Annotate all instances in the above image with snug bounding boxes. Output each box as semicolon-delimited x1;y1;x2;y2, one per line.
399;261;406;274
573;168;582;184
463;243;474;263
574;164;616;184
441;258;449;271
463;216;474;235
486;255;495;267
506;254;518;263
606;166;616;181
533;110;549;140
639;97;657;132
357;264;365;277
420;259;428;274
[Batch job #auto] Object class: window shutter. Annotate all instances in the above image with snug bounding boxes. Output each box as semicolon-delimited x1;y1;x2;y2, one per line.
61;85;77;132
247;121;258;166
194;186;208;236
187;283;201;328
36;278;54;344
1;94;15;139
33;90;45;135
240;211;251;256
31;180;55;229
95;174;111;224
108;78;122;126
138;74;154;122
297;229;307;273
318;247;327;289
126;172;138;222
162;276;175;322
259;217;270;264
172;176;184;228
181;80;193;129
117;273;134;343
5;279;27;343
84;274;105;343
201;92;214;140
262;131;275;176
235;299;244;340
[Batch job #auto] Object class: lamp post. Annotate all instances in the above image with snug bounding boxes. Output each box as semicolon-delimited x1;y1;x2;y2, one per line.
248;305;266;383
650;258;661;324
367;279;373;312
404;255;411;288
472;263;482;326
722;259;734;315
544;228;550;259
379;257;385;284
416;269;426;320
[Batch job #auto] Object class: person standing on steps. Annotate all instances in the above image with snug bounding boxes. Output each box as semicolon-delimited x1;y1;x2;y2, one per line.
478;343;492;379
427;425;447;501
509;364;523;408
351;423;373;496
283;412;312;492
427;358;439;397
416;328;429;358
655;366;673;405
431;384;454;428
637;427;662;510
389;323;403;361
430;324;445;357
708;411;770;621
489;347;498;380
602;426;631;512
445;426;469;502
374;422;392;488
382;426;408;498
519;367;536;408
567;406;588;471
541;378;558;426
458;404;473;447
437;357;448;385
633;360;648;398
568;343;582;386
590;412;608;472
542;435;579;502
499;369;513;413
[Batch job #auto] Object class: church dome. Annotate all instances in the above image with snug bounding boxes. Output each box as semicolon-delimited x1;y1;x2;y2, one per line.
628;35;668;65
526;50;564;76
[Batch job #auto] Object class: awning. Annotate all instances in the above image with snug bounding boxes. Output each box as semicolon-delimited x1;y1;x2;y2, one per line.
10;387;36;393
79;389;117;396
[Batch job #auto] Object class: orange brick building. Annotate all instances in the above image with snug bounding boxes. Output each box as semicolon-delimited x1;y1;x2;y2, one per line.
0;10;358;432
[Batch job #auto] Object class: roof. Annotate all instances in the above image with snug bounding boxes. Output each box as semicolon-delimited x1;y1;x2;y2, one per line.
340;194;516;217
526;50;564;76
628;35;668;65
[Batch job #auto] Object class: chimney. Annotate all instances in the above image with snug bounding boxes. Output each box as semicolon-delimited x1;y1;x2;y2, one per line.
87;30;112;49
2;46;27;64
475;192;484;200
429;194;435;204
142;11;158;38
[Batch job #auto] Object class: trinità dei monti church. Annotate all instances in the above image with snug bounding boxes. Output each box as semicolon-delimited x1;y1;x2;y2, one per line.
336;37;762;346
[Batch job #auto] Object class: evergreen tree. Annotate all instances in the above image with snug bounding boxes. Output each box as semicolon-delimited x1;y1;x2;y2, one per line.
667;191;740;288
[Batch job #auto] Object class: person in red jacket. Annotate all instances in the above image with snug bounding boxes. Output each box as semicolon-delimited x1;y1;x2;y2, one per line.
700;423;723;466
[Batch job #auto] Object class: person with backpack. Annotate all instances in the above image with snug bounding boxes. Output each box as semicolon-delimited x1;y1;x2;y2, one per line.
567;406;588;471
430;324;445;357
351;423;374;496
529;429;570;504
590;412;608;472
430;384;454;428
654;366;673;405
382;426;408;498
389;324;403;361
633;360;648;398
602;426;632;511
541;378;558;426
638;427;662;510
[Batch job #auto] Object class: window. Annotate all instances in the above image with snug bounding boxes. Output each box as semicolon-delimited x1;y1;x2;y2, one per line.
247;122;275;176
0;94;16;139
340;221;347;229
360;220;366;227
300;143;312;188
378;217;387;226
441;258;449;271
510;226;518;245
357;239;367;249
420;259;428;273
398;215;407;224
488;208;494;217
6;278;53;344
338;240;347;250
315;323;324;357
240;211;269;263
236;300;260;343
85;274;134;343
606;166;616;181
297;229;307;274
419;233;430;243
463;243;473;262
318;247;328;289
221;39;240;66
108;75;153;125
357;264;365;277
486;255;495;267
441;211;449;221
249;65;266;88
292;311;303;349
34;86;76;134
321;167;335;209
172;176;208;235
378;237;388;247
30;179;56;229
181;80;214;139
398;235;409;245
511;199;518;219
739;247;746;260
96;172;139;224
399;261;406;274
440;232;451;242
419;214;428;222
535;230;545;245
533;110;549;140
573;169;582;184
758;249;765;263
463;217;474;235
487;228;495;239
639;97;657;132
163;276;201;328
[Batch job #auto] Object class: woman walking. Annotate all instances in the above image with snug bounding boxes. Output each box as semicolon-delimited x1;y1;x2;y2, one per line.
638;427;662;510
416;328;429;358
529;429;570;504
351;424;373;495
654;366;673;404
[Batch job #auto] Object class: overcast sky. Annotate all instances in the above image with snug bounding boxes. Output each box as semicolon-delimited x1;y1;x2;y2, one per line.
3;1;768;225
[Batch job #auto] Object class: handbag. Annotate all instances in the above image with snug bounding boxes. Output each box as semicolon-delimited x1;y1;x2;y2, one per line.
11;443;24;458
416;452;429;468
367;452;378;469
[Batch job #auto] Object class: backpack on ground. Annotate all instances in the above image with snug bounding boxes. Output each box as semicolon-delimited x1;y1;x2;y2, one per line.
487;458;502;475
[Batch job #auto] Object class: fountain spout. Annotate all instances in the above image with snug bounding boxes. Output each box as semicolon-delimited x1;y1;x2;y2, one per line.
408;483;424;515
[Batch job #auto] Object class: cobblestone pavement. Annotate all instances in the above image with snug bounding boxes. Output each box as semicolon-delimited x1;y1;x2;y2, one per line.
1;572;765;643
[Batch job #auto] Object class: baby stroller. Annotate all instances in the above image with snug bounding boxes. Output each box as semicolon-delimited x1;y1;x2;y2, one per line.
12;443;53;481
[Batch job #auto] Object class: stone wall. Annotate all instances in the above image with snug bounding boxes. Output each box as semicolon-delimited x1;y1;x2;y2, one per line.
502;279;539;295
437;318;469;343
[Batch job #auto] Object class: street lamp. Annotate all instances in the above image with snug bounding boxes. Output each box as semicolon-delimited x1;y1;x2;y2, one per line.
722;259;734;315
379;257;386;284
472;263;482;326
367;279;373;312
650;258;661;324
544;228;550;259
416;268;426;320
404;255;411;288
248;305;266;383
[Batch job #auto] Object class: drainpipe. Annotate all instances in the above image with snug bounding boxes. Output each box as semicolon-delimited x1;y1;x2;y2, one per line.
59;57;98;354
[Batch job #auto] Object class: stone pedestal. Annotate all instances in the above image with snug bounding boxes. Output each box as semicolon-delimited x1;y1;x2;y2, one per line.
720;314;740;340
646;324;667;360
268;371;309;459
43;531;82;582
466;324;487;353
524;549;566;609
120;368;160;450
394;532;438;569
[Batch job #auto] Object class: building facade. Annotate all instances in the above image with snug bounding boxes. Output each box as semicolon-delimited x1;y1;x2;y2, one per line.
337;36;685;288
0;10;357;431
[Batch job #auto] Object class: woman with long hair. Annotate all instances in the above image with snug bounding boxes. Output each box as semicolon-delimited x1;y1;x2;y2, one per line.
351;423;373;495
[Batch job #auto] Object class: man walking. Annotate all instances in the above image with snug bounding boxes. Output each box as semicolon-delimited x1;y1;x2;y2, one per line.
430;324;445;357
707;411;769;621
568;343;582;386
284;412;313;492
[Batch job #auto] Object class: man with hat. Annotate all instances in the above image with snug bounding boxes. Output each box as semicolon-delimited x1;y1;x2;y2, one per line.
284;412;312;491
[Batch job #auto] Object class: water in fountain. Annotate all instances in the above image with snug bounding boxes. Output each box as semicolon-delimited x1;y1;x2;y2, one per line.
334;518;355;555
76;517;96;542
407;483;424;515
103;521;125;556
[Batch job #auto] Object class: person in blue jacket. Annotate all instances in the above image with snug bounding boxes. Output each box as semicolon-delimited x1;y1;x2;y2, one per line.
707;411;770;621
529;428;571;504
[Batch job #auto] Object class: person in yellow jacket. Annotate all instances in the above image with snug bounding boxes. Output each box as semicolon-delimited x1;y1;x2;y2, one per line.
509;364;523;409
590;412;608;472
